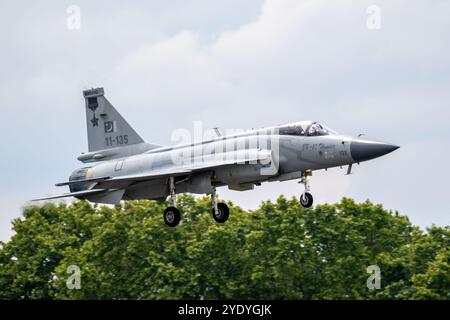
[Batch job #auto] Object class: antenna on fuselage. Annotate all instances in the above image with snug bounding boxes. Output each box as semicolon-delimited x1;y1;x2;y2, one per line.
213;127;223;137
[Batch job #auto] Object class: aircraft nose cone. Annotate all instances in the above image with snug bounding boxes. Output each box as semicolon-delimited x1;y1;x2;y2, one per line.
350;140;399;163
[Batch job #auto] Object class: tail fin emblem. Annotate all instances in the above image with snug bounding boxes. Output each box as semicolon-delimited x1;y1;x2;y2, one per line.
104;121;114;133
91;116;99;127
88;97;99;127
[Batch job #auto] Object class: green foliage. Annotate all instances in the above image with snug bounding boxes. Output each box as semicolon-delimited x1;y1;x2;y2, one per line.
0;195;448;300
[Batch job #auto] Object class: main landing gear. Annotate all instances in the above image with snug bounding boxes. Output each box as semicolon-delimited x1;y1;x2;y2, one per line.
299;170;314;208
211;186;229;223
163;177;230;227
163;177;181;227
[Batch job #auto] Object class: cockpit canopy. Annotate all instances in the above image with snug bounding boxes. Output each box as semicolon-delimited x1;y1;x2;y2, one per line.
278;121;336;137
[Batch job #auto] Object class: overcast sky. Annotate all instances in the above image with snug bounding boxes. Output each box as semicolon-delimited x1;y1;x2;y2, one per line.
1;0;449;241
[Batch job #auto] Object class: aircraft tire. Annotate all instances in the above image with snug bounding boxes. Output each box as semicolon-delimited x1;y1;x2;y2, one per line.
300;192;313;208
164;206;180;227
212;202;230;223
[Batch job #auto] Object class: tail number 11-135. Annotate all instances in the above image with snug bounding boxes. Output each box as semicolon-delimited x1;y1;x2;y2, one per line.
105;135;128;147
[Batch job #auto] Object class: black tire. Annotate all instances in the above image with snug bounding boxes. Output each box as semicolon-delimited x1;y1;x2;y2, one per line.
212;202;230;223
300;192;313;208
163;207;180;227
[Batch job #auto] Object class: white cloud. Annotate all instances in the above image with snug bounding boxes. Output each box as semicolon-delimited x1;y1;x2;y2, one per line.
107;0;450;132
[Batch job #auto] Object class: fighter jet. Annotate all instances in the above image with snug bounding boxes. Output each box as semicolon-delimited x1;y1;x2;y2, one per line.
34;88;399;227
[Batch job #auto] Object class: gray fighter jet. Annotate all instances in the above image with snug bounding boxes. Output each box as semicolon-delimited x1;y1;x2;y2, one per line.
34;88;399;227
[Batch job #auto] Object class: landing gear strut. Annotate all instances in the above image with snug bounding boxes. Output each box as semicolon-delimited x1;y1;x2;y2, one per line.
211;186;229;223
163;177;180;227
299;170;313;208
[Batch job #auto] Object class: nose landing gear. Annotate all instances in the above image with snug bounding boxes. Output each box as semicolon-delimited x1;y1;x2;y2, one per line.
299;170;313;208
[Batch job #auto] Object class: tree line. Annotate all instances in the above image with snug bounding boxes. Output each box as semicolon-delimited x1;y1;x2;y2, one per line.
0;195;448;299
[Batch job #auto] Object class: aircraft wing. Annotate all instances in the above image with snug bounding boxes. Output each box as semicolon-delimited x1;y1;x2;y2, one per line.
93;149;273;189
46;149;273;193
32;189;107;201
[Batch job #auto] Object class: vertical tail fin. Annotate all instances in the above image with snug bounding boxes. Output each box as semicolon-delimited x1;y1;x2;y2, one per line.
83;88;144;152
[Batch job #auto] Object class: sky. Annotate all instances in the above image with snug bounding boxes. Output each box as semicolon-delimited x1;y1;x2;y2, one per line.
0;0;449;242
